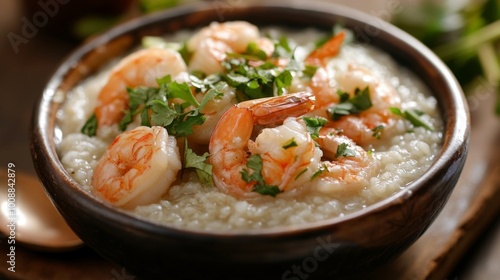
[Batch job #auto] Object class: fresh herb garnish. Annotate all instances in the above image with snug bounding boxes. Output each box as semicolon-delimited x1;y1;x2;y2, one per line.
311;164;328;180
184;138;213;185
303;116;328;139
240;154;282;197
335;143;357;158
222;54;293;99
81;113;98;136
371;125;385;139
390;107;435;131
282;138;298;149
328;87;372;120
112;74;219;138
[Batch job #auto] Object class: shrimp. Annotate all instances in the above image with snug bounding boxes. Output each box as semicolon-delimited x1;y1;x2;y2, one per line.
92;126;182;209
311;129;378;195
305;31;345;67
187;21;274;74
95;47;187;128
325;63;401;146
299;31;346;111
209;92;316;198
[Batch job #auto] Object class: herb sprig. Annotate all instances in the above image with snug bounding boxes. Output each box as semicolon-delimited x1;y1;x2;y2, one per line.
240;154;282;197
327;87;372;120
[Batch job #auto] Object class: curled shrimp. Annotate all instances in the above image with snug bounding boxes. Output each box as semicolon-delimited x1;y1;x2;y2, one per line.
299;31;346;111
187;21;274;75
92;126;182;209
209;92;316;198
95;47;187;128
326;63;401;146
312;129;378;195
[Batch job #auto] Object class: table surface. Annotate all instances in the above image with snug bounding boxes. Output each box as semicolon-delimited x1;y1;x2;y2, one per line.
1;1;499;279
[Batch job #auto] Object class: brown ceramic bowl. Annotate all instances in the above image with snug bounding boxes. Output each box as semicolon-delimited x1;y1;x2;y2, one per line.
31;1;469;279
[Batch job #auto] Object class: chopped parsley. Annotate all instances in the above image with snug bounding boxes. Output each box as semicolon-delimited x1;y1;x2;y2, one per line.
240;154;282;197
184;138;213;185
371;125;385;139
335;143;357;158
81;113;98;136
311;164;328;180
390;107;435;131
282;138;298;149
303;116;328;139
327;87;372;120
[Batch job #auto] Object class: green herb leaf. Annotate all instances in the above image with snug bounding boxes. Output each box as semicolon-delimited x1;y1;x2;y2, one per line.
404;109;435;131
252;184;282;197
282;138;298;149
184;138;213;185
328;87;372;120
81;113;98;136
303;116;328;139
302;64;318;79
335;143;357;158
371;125;385;139
240;154;282;197
390;107;435;131
311;164;328;180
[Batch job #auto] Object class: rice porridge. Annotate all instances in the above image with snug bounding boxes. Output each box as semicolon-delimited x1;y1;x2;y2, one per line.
56;22;443;231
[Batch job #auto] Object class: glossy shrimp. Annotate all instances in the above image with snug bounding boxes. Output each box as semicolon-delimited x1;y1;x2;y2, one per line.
209;92;316;198
95;47;187;128
300;31;346;110
187;21;274;75
311;129;378;195
325;63;402;146
92;126;182;209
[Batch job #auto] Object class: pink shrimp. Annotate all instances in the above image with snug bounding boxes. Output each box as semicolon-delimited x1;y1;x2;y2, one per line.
92;126;182;209
208;92;316;198
325;63;401;146
312;129;378;195
95;47;187;128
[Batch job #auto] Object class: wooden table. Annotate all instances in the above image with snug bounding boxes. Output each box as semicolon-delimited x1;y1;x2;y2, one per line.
1;3;499;280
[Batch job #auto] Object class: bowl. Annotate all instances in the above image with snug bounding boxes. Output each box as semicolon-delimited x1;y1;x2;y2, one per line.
31;1;469;279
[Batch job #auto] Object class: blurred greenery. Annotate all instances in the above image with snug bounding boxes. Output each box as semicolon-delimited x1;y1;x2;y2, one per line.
393;0;500;114
72;0;185;39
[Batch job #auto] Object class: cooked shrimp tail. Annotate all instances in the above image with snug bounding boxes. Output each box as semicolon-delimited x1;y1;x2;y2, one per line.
305;31;345;66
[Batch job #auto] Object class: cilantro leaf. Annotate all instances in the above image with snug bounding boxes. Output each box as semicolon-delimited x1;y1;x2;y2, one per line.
240;154;282;197
390;107;435;131
168;81;200;108
311;164;328;180
335;143;357;158
371;125;385;139
81;113;98;136
282;138;298;149
252;184;282;197
303;116;328;139
328;87;372;120
184;138;213;185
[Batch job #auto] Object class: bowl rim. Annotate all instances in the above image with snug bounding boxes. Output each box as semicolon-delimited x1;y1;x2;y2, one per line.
32;0;470;238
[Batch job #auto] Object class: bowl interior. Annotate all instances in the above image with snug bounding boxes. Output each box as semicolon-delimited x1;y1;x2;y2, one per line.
33;1;469;237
